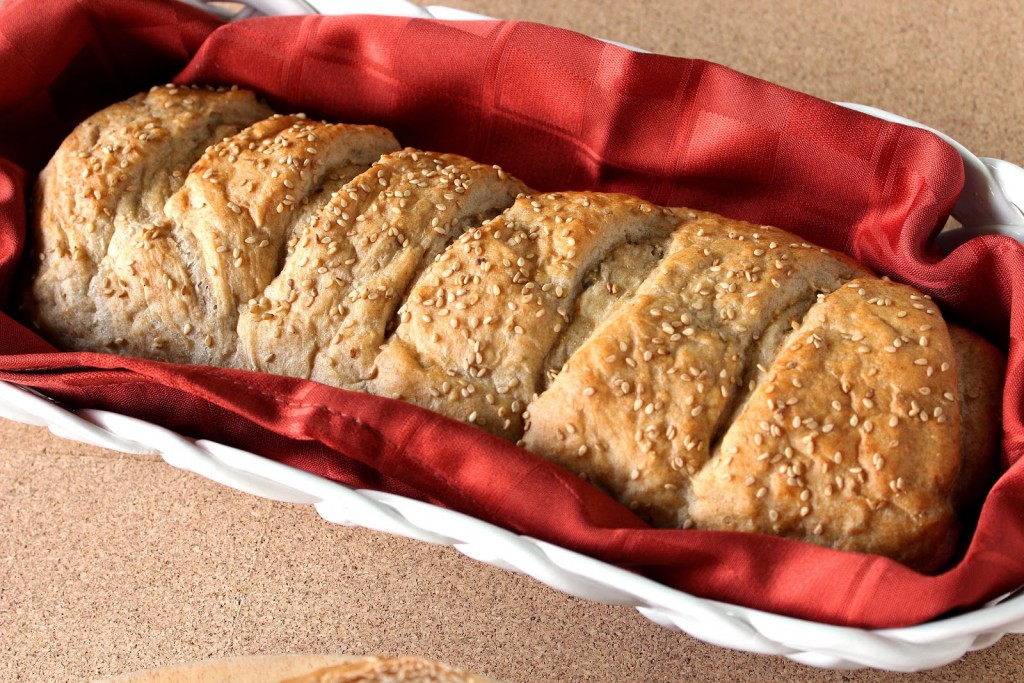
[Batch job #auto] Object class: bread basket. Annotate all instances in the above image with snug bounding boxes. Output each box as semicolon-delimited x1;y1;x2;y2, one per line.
3;0;1024;671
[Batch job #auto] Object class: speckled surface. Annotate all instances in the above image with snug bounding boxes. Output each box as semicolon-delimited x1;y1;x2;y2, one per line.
3;1;1024;681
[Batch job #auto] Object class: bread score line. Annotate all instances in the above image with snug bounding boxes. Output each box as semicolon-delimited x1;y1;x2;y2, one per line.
20;85;1004;571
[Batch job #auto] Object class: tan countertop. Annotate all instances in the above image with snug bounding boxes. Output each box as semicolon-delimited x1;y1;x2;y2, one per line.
3;1;1024;681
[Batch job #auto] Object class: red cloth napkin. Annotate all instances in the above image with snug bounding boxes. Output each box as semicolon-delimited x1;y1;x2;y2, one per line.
1;0;1023;630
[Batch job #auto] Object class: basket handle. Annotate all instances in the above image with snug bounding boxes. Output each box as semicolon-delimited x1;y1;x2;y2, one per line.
178;1;1024;255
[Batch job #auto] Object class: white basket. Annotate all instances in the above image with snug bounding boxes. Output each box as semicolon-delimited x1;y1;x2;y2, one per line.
6;0;1024;672
3;381;1024;671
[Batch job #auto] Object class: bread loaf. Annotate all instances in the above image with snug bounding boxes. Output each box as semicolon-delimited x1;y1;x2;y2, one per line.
279;656;495;683
20;85;1004;571
105;654;495;683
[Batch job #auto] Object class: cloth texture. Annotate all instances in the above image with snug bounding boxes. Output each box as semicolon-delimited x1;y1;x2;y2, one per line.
0;0;1022;629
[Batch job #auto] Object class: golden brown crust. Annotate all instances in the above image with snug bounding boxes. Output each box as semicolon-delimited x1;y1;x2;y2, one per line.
161;114;399;365
687;278;962;569
949;324;1005;511
238;149;527;383
22;86;1005;569
521;215;867;527
22;85;275;356
366;191;685;439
